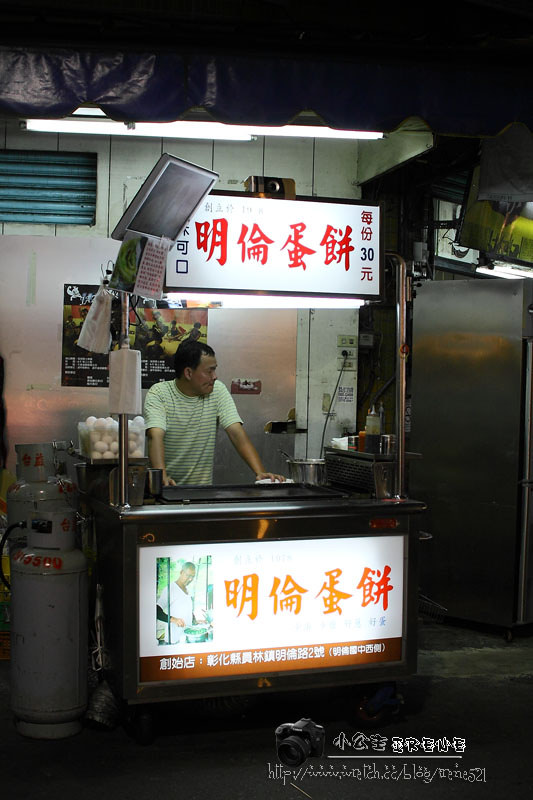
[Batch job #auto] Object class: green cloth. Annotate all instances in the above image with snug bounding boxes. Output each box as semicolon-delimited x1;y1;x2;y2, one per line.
143;380;242;484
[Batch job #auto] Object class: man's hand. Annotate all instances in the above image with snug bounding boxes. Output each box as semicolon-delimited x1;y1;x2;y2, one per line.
255;471;286;483
226;423;286;483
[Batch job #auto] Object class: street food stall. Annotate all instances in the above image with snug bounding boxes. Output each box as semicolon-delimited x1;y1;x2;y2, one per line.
3;154;425;741
74;155;425;736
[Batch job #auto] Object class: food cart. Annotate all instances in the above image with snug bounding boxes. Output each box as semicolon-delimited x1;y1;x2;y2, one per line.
68;158;425;739
77;215;426;736
86;478;423;735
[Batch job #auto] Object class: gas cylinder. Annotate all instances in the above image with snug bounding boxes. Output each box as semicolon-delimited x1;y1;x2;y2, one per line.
10;508;87;739
7;442;76;534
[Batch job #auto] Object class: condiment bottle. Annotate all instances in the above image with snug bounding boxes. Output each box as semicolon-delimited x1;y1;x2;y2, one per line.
365;406;380;435
365;406;381;453
379;401;386;434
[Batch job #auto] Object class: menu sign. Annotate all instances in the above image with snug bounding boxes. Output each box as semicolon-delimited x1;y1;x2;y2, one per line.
165;195;381;298
138;535;404;683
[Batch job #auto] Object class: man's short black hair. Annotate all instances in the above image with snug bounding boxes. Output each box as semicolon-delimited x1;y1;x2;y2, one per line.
174;340;215;378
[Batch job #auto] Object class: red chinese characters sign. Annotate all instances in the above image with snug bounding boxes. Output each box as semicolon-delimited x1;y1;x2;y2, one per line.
165;195;381;298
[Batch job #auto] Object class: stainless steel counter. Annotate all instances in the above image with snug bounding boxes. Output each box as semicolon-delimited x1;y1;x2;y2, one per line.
100;483;425;523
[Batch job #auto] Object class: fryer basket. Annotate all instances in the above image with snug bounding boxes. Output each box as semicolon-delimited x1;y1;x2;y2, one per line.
324;447;395;499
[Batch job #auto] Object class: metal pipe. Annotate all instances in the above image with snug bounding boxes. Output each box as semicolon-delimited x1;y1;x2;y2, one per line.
370;374;395;406
389;253;408;499
118;292;130;510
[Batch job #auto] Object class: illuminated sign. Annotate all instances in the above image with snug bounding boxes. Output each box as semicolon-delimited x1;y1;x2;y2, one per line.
138;535;404;683
165;195;381;298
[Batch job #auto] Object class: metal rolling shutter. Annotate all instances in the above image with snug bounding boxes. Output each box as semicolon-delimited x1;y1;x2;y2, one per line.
0;150;97;225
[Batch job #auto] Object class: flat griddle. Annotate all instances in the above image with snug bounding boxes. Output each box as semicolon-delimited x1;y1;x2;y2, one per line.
161;482;346;504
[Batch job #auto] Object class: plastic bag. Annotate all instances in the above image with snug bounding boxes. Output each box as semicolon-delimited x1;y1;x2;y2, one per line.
76;284;113;354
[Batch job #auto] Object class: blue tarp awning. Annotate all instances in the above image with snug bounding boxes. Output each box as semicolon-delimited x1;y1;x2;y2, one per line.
0;45;531;137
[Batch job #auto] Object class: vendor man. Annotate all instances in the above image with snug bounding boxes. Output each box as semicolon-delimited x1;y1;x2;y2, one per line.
144;340;284;486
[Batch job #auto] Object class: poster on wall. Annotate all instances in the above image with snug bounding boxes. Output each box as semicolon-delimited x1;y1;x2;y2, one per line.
458;164;533;265
61;284;208;388
138;534;405;683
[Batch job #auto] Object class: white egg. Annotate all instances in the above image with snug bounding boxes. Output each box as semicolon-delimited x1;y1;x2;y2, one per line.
94;441;108;453
128;438;137;451
110;441;119;453
94;417;108;430
102;433;113;445
105;417;115;427
131;449;143;458
90;431;101;443
103;451;115;459
133;416;145;426
86;416;97;427
91;450;103;459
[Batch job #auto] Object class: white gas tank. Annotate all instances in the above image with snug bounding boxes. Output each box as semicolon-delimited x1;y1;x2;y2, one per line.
10;509;87;739
7;442;77;530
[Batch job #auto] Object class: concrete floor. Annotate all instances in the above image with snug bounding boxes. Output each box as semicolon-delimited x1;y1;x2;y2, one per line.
1;619;532;800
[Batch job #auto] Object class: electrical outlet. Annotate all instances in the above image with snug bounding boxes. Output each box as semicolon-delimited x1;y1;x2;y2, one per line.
338;347;356;359
337;334;357;347
338;357;356;371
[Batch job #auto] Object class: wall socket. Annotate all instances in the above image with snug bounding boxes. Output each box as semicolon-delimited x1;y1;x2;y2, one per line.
337;334;357;347
338;347;356;359
337;333;357;370
337;356;356;371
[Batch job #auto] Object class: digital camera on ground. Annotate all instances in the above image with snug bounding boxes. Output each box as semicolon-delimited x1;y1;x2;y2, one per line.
275;717;325;766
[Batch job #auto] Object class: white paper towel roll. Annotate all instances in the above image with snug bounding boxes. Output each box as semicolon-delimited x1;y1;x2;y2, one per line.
109;348;142;415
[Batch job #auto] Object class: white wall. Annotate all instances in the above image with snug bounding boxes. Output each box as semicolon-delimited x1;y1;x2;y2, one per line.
0;235;299;479
0;128;362;477
0;121;361;240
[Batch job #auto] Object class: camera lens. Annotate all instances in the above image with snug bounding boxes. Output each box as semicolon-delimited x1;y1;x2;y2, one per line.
277;734;311;767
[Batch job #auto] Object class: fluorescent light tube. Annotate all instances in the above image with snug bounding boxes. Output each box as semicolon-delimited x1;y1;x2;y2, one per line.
25;119;254;141
25;117;383;142
476;265;533;279
242;125;383;140
166;292;365;309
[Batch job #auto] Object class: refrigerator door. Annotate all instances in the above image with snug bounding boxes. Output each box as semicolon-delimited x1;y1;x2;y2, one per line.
410;278;533;627
518;339;533;623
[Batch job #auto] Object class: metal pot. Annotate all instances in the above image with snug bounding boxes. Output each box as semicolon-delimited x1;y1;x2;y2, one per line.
184;625;209;643
285;458;327;485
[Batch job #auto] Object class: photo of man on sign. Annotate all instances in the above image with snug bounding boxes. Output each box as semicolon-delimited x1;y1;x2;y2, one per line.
155;556;212;645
